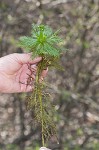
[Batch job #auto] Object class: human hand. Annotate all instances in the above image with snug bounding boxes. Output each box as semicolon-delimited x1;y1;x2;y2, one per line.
0;53;47;93
40;147;51;150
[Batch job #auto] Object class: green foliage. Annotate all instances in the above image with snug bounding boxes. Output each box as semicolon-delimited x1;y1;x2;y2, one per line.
0;2;7;10
19;24;62;58
19;24;64;146
92;142;99;150
3;144;40;150
6;144;19;150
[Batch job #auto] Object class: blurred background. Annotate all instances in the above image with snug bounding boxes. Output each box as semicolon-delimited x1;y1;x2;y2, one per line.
0;0;99;149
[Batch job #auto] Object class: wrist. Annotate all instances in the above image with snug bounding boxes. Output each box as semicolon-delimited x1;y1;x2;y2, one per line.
0;72;6;93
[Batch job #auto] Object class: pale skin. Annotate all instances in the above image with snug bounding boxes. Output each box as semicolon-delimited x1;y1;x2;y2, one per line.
40;147;51;150
0;53;48;93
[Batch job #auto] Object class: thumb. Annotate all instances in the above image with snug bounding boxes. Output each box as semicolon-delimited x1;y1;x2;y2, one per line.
14;53;42;64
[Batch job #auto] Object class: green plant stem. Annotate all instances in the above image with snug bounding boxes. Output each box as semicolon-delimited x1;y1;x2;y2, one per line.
38;84;45;146
35;59;46;146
